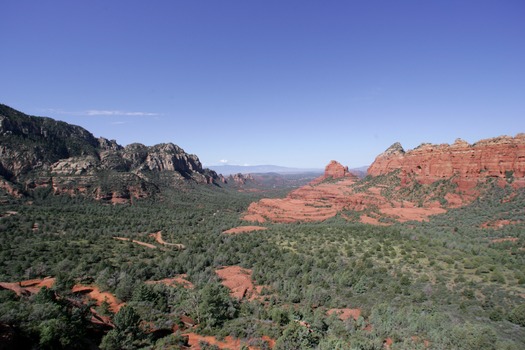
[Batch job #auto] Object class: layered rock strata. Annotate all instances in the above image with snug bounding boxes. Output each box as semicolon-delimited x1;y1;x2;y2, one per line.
0;104;220;202
245;135;525;224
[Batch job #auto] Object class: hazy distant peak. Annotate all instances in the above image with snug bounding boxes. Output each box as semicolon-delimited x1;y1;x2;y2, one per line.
207;164;323;175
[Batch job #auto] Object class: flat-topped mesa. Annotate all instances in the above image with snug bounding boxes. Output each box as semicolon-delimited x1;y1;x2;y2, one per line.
368;134;525;187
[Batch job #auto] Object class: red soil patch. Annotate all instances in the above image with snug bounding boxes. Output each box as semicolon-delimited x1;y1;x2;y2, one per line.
0;278;113;327
379;207;446;222
0;277;56;296
359;215;389;226
242;213;266;223
113;236;157;249
244;197;339;223
261;335;276;348
146;274;194;289
223;226;268;234
481;220;520;229
411;336;431;348
184;333;274;350
327;308;361;321
149;231;185;249
72;285;124;313
384;337;393;349
215;266;267;301
490;236;519;244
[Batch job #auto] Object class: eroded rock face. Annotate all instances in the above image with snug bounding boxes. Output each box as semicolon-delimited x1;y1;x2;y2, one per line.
228;173;255;185
245;135;525;225
368;135;525;187
325;160;349;178
243;162;359;223
0;104;220;202
311;160;358;185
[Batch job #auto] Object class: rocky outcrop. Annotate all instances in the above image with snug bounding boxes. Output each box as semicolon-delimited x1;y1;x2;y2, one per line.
311;160;358;185
243;163;359;223
0;104;220;202
245;135;525;225
228;173;255;185
368;135;525;189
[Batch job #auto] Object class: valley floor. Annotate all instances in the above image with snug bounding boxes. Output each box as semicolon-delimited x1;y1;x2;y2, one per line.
0;185;524;349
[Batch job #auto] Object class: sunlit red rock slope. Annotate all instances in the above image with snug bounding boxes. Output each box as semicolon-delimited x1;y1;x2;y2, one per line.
368;135;525;189
244;134;525;224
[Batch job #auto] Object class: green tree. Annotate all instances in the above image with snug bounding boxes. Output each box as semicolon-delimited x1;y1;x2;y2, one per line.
100;305;146;350
274;321;320;350
508;304;525;326
197;283;238;329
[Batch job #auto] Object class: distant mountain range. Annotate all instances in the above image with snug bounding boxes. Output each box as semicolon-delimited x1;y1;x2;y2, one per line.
208;164;370;178
207;164;324;175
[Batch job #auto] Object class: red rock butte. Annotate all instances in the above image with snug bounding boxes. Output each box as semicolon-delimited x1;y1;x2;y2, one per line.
310;160;358;185
244;134;525;224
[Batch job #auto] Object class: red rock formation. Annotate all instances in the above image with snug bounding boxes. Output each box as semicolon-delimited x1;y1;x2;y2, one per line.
244;135;525;225
368;134;525;187
228;173;255;185
243;175;358;223
325;160;350;179
311;160;357;185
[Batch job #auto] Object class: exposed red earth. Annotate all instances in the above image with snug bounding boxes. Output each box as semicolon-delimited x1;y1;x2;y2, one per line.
184;333;274;350
215;266;267;301
358;214;388;226
244;135;525;225
113;236;157;249
378;207;447;222
146;274;194;289
481;220;521;229
0;277;55;296
149;231;186;249
223;226;268;234
411;336;431;348
176;268;275;349
72;284;124;313
0;278;118;327
326;308;361;321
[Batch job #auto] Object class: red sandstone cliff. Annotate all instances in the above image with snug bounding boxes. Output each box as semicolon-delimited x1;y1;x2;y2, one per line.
244;134;525;225
368;134;525;188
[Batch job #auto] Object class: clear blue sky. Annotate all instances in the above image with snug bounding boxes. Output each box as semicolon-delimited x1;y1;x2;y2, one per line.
2;1;524;168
